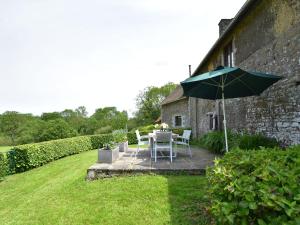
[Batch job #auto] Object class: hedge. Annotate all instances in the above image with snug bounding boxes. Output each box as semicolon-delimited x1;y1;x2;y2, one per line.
9;134;114;173
127;131;137;145
90;134;114;149
0;152;7;180
206;145;300;224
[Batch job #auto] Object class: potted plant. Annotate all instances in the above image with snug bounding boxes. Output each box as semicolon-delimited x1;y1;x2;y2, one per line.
113;129;128;152
98;142;119;163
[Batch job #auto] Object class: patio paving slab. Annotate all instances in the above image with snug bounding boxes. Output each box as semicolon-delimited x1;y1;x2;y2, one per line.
87;147;218;180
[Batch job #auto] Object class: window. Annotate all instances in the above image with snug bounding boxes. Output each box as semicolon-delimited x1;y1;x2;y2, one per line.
207;113;219;131
174;116;182;127
223;41;234;67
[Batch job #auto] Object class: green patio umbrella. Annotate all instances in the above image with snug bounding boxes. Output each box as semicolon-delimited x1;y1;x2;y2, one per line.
180;66;282;152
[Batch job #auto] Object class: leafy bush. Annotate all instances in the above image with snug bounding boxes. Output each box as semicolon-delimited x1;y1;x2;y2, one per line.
112;129;127;143
206;146;300;225
6;150;16;174
171;128;191;136
8;134;113;173
89;134;114;149
0;152;7;180
239;134;279;150
127;131;137;145
135;124;155;135
193;131;240;154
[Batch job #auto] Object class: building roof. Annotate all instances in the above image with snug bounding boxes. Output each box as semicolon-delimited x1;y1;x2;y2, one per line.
193;0;259;75
162;0;259;105
161;85;187;106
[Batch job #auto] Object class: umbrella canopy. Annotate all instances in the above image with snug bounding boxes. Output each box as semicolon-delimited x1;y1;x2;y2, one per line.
181;66;282;100
180;66;282;152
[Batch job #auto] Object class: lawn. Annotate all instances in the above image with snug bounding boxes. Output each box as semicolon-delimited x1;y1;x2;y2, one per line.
0;146;11;153
0;150;212;225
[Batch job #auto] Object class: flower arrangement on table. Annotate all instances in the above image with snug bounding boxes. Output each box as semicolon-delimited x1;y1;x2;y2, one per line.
155;123;169;131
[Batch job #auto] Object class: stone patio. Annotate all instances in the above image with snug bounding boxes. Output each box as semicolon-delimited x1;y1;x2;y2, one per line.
87;147;218;180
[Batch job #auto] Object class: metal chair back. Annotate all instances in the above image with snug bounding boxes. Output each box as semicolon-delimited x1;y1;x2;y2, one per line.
155;131;172;143
182;130;191;141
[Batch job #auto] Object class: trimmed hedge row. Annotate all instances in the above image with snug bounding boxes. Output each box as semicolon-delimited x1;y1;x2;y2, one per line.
9;134;113;173
0;152;7;180
127;132;138;145
207;145;300;224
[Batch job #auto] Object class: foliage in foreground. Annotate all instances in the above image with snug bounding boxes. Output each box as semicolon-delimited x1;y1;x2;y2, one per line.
206;145;300;224
0;150;211;225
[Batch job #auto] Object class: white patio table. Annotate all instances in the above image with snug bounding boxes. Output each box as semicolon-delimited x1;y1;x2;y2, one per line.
148;132;178;162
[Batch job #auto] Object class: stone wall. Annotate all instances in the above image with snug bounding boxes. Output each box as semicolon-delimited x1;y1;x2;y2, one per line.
191;0;300;145
161;98;190;128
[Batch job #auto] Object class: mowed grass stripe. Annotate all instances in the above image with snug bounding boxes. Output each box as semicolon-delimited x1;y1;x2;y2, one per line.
0;150;210;225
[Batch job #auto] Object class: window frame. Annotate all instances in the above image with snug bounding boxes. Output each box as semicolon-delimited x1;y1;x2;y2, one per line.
223;40;234;67
174;115;183;127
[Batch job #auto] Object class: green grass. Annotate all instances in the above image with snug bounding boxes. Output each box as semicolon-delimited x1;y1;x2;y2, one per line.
0;146;11;153
0;150;211;225
128;144;148;149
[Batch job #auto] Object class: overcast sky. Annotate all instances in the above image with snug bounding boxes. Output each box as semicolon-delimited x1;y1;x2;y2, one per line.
0;0;246;116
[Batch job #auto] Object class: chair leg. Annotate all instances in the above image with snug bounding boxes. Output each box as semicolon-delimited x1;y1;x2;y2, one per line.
170;145;172;162
188;145;192;158
137;144;140;154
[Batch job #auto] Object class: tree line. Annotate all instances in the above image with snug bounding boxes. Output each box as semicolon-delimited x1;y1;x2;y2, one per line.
0;82;176;146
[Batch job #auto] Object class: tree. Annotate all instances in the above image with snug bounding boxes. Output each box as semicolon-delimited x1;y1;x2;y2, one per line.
37;119;78;142
92;107;128;130
135;82;177;125
41;112;62;121
75;106;88;117
0;111;24;144
60;107;88;135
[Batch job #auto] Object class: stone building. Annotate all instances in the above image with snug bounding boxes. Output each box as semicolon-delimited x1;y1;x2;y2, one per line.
161;0;300;145
161;85;190;128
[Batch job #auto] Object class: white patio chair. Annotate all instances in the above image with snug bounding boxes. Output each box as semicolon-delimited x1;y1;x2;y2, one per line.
153;131;173;162
135;130;149;154
174;130;192;158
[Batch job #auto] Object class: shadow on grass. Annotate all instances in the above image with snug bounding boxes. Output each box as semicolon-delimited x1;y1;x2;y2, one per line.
166;175;213;225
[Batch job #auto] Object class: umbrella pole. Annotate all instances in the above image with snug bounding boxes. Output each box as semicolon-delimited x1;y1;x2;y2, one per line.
222;85;229;152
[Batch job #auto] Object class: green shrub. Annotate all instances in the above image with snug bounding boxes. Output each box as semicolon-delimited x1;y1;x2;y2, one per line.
193;131;240;154
0;152;7;180
171;128;191;136
89;134;114;149
206;145;300;225
112;129;127;143
239;134;279;150
134;124;155;135
6;150;16;174
9;134;113;173
127;131;137;145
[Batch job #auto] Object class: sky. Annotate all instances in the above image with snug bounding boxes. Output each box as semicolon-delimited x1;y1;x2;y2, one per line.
0;0;246;117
